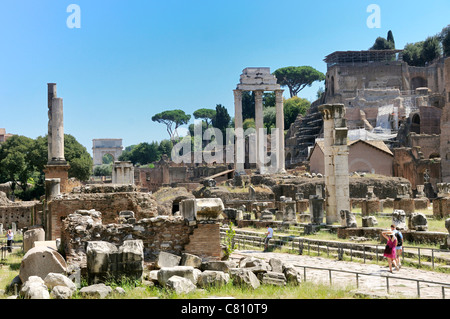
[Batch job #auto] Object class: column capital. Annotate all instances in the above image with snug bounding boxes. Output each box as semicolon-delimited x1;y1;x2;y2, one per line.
233;89;243;98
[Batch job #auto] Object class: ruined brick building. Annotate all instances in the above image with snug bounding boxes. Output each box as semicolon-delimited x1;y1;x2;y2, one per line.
285;50;450;192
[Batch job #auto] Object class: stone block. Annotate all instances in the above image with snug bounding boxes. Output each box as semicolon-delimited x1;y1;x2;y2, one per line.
201;260;237;273
229;268;260;289
180;253;202;268
166;276;196;294
20;276;50;299
258;271;286;286
156;251;181;269
19;246;67;283
157;266;197;286
196;270;230;288
23;227;45;253
409;213;428;231
79;283;112;299
362;216;378;227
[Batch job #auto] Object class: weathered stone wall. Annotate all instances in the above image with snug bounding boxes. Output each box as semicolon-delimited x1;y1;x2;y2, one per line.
47;185;159;240
0;202;39;229
60;211;195;271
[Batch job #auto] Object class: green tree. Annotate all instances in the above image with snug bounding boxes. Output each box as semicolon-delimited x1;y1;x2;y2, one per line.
0;134;92;199
93;163;112;176
124;142;161;165
211;104;231;144
0;135;37;193
263;107;276;130
284;96;311;129
387;30;395;48
64;134;94;181
242;91;255;121
151;110;191;140
158;139;173;157
422;35;442;63
273;66;325;98
440;25;450;56
403;36;442;67
193;108;216;127
403;42;425;66
370;36;395;50
243;118;255;130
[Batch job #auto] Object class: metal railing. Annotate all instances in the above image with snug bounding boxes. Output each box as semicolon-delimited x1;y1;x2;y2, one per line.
221;229;450;270
296;264;450;299
221;232;450;299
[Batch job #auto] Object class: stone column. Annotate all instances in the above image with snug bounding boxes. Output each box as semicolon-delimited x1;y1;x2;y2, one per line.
44;178;60;240
319;104;350;225
47;83;57;163
45;178;61;201
234;90;245;174
44;83;71;193
254;90;264;173
275;89;285;173
50;97;65;162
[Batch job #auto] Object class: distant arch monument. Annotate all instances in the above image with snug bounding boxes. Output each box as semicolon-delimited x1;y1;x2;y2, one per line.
92;139;123;166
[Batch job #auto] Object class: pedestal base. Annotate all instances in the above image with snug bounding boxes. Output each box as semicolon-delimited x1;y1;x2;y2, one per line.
44;164;71;193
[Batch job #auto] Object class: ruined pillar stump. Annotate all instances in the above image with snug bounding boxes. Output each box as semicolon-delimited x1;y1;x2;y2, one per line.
361;199;381;216
393;198;415;215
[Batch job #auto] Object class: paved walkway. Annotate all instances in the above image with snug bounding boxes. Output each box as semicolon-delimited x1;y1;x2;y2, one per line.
231;249;450;299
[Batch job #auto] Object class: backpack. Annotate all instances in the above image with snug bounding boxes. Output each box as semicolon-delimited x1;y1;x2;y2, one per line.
395;231;403;246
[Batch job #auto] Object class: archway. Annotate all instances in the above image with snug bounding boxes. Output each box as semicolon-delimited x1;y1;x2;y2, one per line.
411;113;421;134
411;76;428;91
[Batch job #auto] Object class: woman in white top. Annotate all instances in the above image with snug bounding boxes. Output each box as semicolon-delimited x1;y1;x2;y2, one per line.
6;229;13;253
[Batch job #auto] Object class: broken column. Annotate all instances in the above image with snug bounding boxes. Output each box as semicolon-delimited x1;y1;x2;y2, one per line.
433;183;450;218
361;186;381;216
393;183;415;215
44;83;71;193
318;104;350;225
414;184;429;210
181;198;224;260
309;185;324;225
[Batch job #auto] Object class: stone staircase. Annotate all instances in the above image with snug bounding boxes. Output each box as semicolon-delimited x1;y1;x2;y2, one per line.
285;99;324;166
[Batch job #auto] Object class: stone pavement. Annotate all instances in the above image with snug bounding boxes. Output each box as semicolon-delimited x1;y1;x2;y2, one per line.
231;249;450;299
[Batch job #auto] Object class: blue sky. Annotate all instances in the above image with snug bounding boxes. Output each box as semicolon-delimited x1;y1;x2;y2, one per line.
1;0;449;155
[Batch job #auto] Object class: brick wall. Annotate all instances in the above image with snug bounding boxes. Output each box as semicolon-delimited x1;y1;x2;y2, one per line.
183;223;222;260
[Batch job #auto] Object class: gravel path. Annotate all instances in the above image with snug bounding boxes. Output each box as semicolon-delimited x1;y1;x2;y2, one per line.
231;249;450;299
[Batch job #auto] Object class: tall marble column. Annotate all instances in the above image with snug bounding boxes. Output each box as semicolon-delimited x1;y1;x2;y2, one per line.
234;89;245;174
44;83;71;193
319;104;350;225
47;83;57;163
254;90;264;173
275;89;286;173
50;97;65;163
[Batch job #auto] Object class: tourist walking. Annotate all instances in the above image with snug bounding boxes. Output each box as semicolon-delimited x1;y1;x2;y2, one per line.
263;225;273;252
6;229;13;253
391;225;403;268
382;230;400;273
